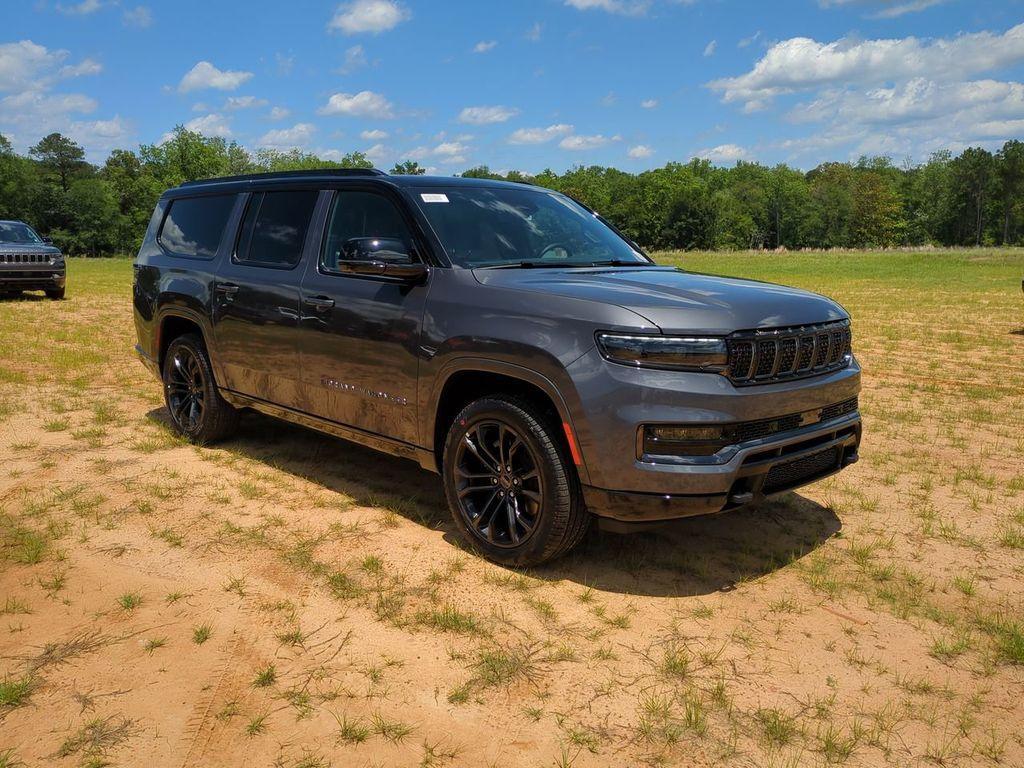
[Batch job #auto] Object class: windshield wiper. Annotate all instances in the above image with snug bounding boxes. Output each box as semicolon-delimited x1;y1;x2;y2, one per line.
477;261;595;269
587;259;654;267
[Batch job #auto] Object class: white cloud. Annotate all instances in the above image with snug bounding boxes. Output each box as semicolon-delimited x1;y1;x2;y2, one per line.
710;23;1024;110
458;105;519;125
59;58;102;79
434;141;469;157
409;140;471;165
178;61;253;93
0;40;115;157
564;0;650;15
338;44;368;74
258;123;316;149
328;0;410;35
361;128;388;140
627;144;654;158
182;113;232;138
703;40;717;57
68;115;130;153
1;91;96;129
0;40;100;93
560;134;610;150
508;124;574;144
783;77;1024;160
57;0;103;15
223;95;268;111
738;31;761;49
318;90;395;118
268;106;290;121
122;5;153;27
696;143;749;162
275;53;295;76
641;99;658;109
364;142;389;161
526;22;542;42
473;40;498;53
818;0;947;18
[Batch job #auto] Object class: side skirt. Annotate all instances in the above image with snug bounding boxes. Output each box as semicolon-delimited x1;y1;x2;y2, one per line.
220;389;438;473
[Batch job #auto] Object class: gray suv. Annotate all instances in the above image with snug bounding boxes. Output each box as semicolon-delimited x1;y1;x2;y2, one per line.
0;220;66;300
133;169;861;565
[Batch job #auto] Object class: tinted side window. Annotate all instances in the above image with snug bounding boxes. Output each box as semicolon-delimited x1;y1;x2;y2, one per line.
159;195;236;259
321;191;412;272
235;190;319;268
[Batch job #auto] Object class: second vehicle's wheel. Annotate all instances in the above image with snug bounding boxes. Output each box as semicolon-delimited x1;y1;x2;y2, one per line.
442;396;590;566
45;286;65;300
162;333;239;444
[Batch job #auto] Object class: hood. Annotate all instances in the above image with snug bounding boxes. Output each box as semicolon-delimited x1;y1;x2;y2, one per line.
473;266;847;335
0;242;61;256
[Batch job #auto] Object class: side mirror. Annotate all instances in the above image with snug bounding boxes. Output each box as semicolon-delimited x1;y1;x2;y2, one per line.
41;237;53;244
338;237;427;282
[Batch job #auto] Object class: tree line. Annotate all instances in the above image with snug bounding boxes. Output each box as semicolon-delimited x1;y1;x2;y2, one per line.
1;126;1021;256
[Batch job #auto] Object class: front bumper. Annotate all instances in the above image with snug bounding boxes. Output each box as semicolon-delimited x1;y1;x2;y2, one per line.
0;266;65;291
583;411;861;522
566;345;862;522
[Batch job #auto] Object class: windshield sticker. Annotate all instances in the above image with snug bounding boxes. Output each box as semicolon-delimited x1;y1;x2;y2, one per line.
420;193;449;203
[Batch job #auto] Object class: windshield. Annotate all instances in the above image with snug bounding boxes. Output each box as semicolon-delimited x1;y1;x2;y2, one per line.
0;222;43;245
412;186;648;268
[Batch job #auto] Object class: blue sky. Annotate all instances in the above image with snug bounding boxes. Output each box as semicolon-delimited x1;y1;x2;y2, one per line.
2;0;1023;171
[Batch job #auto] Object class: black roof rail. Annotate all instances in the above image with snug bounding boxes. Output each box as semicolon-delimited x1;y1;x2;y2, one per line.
179;168;388;187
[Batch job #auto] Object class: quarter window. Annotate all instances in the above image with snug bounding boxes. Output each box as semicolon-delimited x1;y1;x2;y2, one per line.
159;195;236;259
235;190;319;268
321;191;413;272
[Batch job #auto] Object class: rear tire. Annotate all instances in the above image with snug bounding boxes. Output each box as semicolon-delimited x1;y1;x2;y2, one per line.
162;333;238;444
442;395;590;566
45;286;65;300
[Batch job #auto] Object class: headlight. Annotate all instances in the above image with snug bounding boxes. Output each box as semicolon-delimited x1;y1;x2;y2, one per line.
50;253;64;265
596;333;728;372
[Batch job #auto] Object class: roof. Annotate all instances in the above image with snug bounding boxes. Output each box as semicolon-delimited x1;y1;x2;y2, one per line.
171;169;541;195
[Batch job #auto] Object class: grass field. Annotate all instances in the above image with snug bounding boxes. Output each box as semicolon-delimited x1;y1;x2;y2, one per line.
1;249;1022;768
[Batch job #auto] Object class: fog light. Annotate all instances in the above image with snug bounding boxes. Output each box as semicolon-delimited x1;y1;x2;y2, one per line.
642;424;728;458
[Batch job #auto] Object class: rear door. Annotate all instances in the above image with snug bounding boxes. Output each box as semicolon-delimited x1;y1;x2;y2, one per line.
295;187;428;444
212;187;321;406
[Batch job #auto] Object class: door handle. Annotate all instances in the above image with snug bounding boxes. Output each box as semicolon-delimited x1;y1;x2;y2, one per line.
215;282;240;297
303;295;335;311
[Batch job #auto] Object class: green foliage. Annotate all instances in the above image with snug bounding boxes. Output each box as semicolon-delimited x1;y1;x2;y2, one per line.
1;128;1023;256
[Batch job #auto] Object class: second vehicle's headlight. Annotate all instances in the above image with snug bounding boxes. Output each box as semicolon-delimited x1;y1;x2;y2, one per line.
596;333;728;372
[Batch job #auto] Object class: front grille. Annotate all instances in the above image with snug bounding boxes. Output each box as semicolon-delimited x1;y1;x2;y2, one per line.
730;397;858;443
763;447;840;494
727;320;852;385
0;253;49;264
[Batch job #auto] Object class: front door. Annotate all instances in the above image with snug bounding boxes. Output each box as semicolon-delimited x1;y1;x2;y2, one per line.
212;188;321;406
296;188;428;444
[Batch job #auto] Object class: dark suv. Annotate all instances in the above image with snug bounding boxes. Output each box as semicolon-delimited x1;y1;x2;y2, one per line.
0;220;65;299
133;169;861;565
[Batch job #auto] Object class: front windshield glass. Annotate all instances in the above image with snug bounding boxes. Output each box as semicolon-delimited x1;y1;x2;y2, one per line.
413;186;648;268
0;222;42;244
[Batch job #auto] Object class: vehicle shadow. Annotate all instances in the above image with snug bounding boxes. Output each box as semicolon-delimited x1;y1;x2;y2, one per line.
148;408;841;598
0;292;45;302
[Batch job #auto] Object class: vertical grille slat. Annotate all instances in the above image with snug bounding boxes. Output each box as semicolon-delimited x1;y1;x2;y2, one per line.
726;320;852;386
0;253;50;264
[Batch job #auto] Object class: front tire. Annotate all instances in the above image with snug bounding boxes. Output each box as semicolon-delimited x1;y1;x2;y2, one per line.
442;396;590;566
162;333;238;444
45;286;65;300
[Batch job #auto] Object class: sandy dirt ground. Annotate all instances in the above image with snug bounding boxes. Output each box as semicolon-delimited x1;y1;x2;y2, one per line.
1;252;1022;768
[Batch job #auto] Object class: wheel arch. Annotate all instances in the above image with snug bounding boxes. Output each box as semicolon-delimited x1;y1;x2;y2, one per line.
155;305;215;374
427;359;590;484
